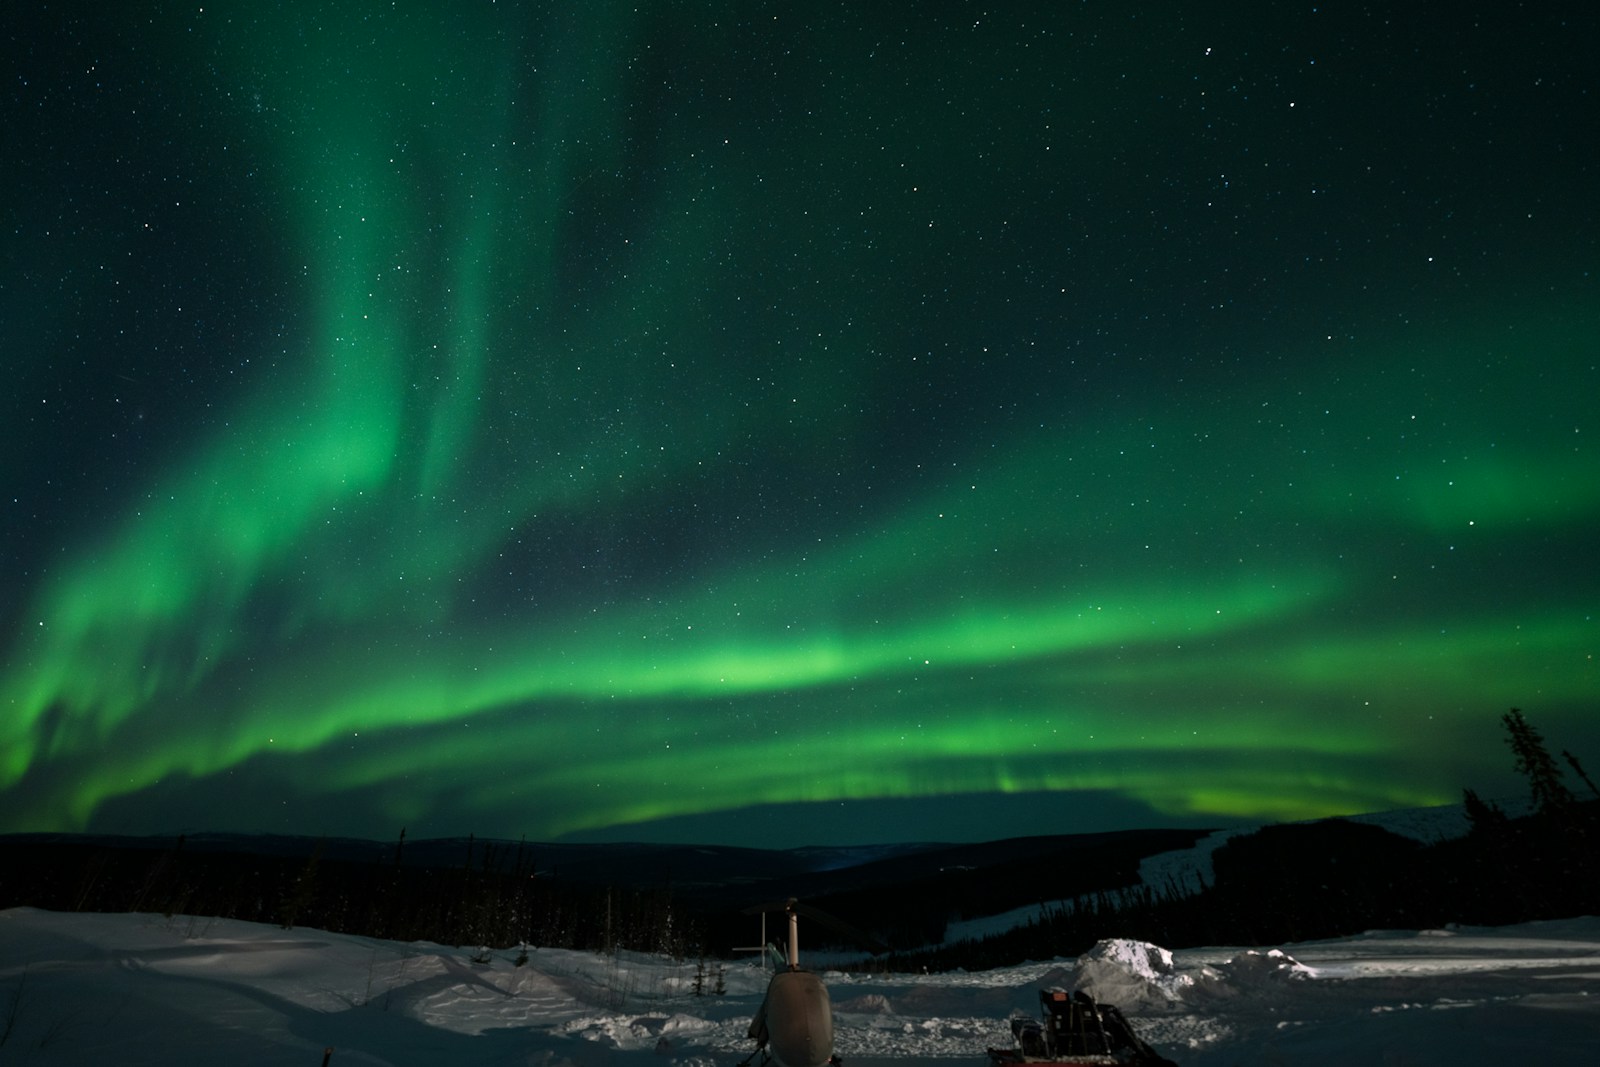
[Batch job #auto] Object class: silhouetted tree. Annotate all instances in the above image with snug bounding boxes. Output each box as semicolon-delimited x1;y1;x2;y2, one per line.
1562;750;1600;800
1502;708;1575;815
1462;788;1509;834
279;840;324;929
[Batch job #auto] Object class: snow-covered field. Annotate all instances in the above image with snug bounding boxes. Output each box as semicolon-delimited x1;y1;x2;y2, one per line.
2;905;1596;1066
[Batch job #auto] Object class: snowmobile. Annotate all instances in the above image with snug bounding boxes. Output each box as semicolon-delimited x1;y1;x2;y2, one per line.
987;988;1178;1067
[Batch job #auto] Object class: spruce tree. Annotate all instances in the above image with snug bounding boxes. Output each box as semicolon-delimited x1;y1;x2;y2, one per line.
1501;708;1575;815
1462;787;1508;834
1562;750;1600;799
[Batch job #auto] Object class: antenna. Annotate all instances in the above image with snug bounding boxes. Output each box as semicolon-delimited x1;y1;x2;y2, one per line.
742;897;889;963
733;910;772;971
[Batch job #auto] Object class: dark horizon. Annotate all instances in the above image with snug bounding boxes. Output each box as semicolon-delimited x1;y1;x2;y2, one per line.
37;784;1247;852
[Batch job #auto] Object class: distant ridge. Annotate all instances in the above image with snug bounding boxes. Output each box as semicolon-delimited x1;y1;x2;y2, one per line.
0;826;1207;903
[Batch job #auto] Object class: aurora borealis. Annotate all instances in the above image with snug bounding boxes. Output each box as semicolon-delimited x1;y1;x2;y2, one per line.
3;2;1596;847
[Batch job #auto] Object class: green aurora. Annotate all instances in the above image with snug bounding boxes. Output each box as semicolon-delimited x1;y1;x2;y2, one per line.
2;1;1595;845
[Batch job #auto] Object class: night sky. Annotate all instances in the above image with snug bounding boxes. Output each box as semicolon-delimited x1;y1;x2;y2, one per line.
3;2;1596;849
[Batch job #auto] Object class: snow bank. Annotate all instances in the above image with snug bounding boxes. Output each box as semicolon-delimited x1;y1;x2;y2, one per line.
1064;938;1200;1010
1215;948;1317;985
1062;937;1318;1012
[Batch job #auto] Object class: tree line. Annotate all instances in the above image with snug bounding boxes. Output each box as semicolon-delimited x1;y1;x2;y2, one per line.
0;828;699;960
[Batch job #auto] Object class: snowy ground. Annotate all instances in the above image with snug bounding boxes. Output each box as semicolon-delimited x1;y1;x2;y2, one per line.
2;905;1596;1066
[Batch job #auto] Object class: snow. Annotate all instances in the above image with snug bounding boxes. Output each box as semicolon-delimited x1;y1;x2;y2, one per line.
2;906;1597;1065
1064;939;1198;1010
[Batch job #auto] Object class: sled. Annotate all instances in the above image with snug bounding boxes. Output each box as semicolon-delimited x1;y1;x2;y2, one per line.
985;988;1178;1067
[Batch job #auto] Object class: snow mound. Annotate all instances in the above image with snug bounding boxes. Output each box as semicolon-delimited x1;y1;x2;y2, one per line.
1217;948;1317;985
1066;938;1316;1011
1067;938;1196;1011
833;991;895;1013
560;1011;716;1050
